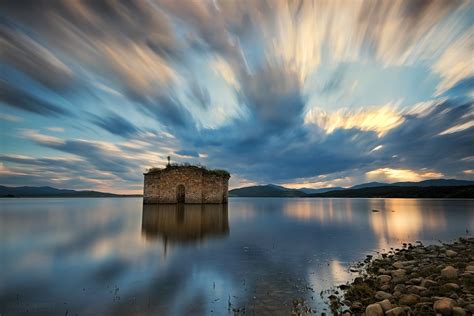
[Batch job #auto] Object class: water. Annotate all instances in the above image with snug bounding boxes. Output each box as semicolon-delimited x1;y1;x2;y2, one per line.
1;197;473;315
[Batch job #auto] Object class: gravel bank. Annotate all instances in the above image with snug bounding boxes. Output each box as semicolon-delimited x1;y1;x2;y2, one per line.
329;237;474;316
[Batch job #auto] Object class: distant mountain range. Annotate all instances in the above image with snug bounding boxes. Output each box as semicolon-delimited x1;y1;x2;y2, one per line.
2;179;474;198
0;186;140;198
229;179;474;198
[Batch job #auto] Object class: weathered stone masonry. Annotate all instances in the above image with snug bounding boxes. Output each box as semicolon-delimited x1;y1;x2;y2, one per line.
143;165;230;204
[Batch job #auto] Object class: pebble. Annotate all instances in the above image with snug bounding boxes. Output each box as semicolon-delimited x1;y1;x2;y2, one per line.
329;238;474;316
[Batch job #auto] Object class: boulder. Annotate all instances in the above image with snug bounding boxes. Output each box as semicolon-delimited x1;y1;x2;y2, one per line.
433;298;455;315
385;306;407;316
408;277;422;285
399;294;420;306
394;284;406;293
420;278;438;288
453;306;466;316
378;298;392;312
446;250;458;257
392;269;406;277
375;291;392;300
377;274;392;284
441;283;460;291
441;266;458;279
393;261;404;269
365;303;384;316
464;304;474;313
407;285;427;295
350;301;363;312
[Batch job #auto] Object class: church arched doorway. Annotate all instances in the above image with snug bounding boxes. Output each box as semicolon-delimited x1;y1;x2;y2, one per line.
176;184;185;203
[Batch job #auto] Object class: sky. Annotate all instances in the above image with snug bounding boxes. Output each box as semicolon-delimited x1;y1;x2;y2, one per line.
0;0;473;194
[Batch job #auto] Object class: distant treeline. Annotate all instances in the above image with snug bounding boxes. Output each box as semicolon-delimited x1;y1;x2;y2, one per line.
229;184;474;198
0;185;141;198
306;185;474;199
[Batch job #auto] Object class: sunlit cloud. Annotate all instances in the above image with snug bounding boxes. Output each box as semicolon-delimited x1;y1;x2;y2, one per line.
439;120;474;135
366;168;444;183
304;105;404;136
21;129;65;145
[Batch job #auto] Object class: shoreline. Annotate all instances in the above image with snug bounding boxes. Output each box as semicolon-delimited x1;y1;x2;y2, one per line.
328;237;474;316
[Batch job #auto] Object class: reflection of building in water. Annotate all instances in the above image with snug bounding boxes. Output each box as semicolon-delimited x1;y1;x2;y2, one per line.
142;204;229;252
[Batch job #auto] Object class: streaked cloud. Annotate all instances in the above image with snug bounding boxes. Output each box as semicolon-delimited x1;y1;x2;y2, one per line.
433;30;474;94
0;0;473;192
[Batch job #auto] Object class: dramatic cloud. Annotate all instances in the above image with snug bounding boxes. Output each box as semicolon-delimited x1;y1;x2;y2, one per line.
0;80;71;117
0;0;473;192
89;112;141;137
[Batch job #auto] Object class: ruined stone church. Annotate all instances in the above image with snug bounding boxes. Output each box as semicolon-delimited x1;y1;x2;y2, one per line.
143;160;230;204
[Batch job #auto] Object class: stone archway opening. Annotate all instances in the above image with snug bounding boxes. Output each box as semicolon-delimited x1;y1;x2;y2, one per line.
176;184;185;203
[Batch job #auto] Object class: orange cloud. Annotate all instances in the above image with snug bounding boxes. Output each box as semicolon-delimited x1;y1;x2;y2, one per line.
305;104;404;136
366;168;443;182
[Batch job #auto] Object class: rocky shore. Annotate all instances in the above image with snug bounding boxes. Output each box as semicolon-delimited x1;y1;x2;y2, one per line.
331;237;474;316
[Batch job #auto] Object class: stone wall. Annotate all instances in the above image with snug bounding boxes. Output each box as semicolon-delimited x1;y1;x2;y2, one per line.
143;166;229;204
202;172;225;203
143;172;161;204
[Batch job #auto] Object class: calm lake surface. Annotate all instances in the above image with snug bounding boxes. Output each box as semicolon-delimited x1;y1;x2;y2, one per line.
1;197;473;315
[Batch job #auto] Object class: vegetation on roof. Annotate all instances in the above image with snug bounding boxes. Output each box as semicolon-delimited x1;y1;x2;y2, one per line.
145;163;230;177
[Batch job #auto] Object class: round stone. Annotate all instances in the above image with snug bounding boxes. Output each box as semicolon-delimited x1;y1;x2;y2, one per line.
366;303;384;316
420;279;438;288
385;307;407;316
392;269;407;279
442;283;460;291
453;306;467;316
399;294;420;306
375;291;392;300
441;266;458;279
433;298;455;315
378;299;392;312
446;250;458;257
393;261;404;269
377;274;392;284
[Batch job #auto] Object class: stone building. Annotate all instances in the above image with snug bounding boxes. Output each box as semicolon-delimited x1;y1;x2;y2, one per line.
143;164;230;204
